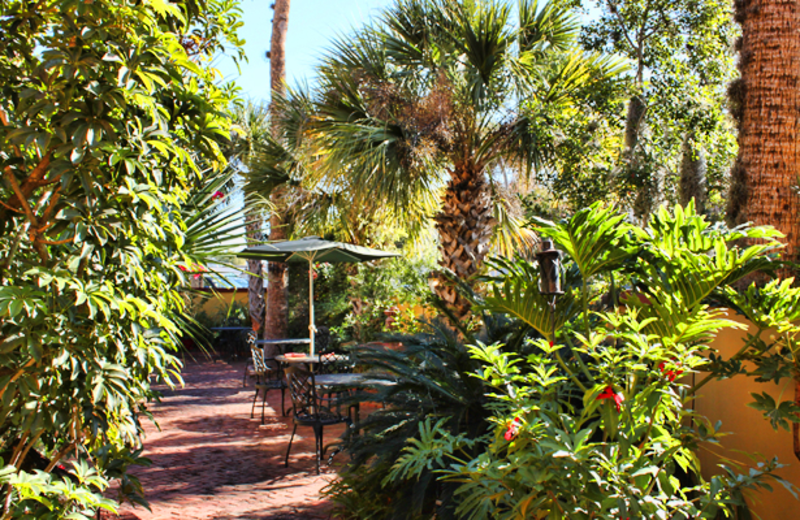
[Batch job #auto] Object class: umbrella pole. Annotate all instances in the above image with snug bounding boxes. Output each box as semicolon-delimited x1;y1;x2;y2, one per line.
309;260;315;357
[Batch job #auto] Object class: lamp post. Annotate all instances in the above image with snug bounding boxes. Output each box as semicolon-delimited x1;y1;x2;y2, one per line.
536;238;563;343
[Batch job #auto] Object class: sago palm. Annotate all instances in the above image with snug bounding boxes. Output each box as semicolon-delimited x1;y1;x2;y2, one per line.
256;0;626;318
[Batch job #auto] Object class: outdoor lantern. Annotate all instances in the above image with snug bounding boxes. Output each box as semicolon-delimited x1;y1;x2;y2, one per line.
536;238;564;296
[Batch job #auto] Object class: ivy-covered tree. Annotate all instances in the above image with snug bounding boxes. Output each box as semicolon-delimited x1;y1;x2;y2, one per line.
0;0;243;516
580;0;738;220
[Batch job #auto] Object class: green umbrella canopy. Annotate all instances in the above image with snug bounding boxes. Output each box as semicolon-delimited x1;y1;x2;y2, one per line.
239;236;400;263
238;236;400;355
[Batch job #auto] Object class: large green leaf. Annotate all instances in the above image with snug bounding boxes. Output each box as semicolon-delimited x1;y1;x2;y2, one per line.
532;202;640;281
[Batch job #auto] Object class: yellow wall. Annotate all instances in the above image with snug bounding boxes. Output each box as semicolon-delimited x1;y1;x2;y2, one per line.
186;289;260;320
699;311;800;519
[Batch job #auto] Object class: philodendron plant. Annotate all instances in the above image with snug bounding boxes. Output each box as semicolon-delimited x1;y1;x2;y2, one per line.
389;202;800;519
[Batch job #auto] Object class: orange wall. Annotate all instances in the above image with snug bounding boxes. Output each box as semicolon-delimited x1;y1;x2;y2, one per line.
698;311;800;518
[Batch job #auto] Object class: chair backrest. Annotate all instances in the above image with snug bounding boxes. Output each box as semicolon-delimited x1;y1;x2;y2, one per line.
285;365;319;418
247;331;269;373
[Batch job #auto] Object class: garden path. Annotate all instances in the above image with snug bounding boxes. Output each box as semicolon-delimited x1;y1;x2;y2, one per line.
112;359;345;520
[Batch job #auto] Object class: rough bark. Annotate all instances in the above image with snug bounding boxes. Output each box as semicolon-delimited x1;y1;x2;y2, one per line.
264;0;291;348
624;95;646;153
727;0;800;273
678;133;708;214
432;163;496;320
246;216;265;338
622;95;660;222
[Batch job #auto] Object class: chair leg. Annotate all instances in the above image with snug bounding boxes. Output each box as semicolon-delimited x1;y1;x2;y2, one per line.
280;387;286;416
242;365;248;387
285;424;297;468
251;386;259;419
313;424;323;475
260;386;268;424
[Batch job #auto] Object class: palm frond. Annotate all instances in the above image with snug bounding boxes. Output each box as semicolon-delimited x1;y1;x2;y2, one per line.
488;184;538;257
182;168;247;267
533;202;639;281
483;255;580;338
517;0;579;54
447;0;513;105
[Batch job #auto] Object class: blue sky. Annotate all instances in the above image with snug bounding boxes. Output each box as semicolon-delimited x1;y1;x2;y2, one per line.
216;0;396;102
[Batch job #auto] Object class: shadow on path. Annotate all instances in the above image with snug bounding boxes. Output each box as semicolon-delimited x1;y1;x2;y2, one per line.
113;361;343;520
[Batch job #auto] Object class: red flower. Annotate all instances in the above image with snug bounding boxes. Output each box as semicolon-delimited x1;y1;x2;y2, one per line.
178;265;188;272
212;190;224;200
193;273;202;280
658;360;684;382
596;386;624;412
504;417;522;441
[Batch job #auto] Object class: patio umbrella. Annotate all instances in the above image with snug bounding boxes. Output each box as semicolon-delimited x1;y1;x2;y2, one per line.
239;236;400;355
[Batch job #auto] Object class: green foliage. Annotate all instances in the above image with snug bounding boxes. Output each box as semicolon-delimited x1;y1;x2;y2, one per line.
283;252;436;344
248;0;625;256
324;307;530;520
0;0;242;516
580;0;738;217
362;203;800;519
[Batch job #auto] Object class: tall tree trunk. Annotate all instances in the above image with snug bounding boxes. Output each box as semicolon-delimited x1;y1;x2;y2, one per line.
624;95;646;154
246;218;265;339
264;0;291;347
727;0;800;461
433;163;495;320
678;132;708;214
727;0;800;271
623;95;660;222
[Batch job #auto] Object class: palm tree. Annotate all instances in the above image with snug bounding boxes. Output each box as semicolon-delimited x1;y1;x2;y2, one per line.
278;0;624;318
725;0;800;460
727;0;799;265
265;0;292;342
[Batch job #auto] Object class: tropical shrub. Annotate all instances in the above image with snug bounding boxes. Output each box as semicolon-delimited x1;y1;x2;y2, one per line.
325;307;529;520
353;203;800;519
0;0;242;517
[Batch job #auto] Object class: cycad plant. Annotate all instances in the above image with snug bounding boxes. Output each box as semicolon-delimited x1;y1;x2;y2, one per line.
385;202;800;519
247;0;626;318
324;298;530;520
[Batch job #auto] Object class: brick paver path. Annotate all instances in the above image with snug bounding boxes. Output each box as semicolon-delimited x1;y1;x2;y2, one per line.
115;360;347;520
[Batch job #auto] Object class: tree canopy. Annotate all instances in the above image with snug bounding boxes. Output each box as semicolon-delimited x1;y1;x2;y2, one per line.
247;0;626;316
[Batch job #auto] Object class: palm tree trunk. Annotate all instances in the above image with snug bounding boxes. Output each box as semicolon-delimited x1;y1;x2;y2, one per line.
264;0;291;348
727;0;800;272
433;163;495;320
246;217;265;338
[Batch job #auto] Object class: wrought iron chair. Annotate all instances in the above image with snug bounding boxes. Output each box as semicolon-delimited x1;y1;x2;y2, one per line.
248;332;286;422
284;365;351;474
315;327;355;375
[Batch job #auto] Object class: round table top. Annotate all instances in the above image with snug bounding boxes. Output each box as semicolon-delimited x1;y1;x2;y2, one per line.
274;353;348;364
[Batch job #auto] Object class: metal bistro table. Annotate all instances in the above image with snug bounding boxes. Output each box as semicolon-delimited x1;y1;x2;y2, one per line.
313;373;396;427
